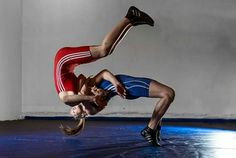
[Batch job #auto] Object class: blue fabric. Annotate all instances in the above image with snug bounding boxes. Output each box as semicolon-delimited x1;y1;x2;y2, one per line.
2;120;236;158
97;74;152;100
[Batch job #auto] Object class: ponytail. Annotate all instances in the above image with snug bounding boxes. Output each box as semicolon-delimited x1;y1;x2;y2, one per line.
60;117;85;136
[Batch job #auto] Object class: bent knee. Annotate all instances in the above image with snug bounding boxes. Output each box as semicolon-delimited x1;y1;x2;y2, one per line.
163;88;175;103
99;44;112;57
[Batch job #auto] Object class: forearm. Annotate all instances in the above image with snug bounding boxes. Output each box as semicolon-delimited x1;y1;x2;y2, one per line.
63;94;94;107
93;69;119;86
103;71;120;86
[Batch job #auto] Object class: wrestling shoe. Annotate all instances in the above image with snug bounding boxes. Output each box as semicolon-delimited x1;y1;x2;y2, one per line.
156;124;161;141
125;6;154;26
141;126;160;146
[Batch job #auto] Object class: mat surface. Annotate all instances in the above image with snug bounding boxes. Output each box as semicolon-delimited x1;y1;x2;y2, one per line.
0;120;236;158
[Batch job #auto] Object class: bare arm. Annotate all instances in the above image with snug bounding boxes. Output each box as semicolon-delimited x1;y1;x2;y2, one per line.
92;69;119;85
92;69;126;98
63;69;124;107
60;92;95;107
60;74;99;107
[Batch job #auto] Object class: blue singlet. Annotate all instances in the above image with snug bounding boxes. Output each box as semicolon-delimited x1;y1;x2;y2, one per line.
97;74;152;100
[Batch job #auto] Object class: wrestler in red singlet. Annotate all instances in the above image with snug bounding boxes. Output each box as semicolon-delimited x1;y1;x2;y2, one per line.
54;46;94;94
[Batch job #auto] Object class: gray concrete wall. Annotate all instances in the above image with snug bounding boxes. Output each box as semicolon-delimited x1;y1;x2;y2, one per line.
22;0;236;118
0;0;22;120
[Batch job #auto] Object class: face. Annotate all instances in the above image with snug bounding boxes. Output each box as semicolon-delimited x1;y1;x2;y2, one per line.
70;104;86;118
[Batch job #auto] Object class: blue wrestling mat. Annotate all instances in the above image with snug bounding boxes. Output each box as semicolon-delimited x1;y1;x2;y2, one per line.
0;119;236;158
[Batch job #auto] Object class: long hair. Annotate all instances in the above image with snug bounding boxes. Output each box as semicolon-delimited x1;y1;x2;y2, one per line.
60;117;86;136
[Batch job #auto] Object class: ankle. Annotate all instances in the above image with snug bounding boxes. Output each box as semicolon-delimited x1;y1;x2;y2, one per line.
124;17;131;24
147;124;156;131
145;126;155;133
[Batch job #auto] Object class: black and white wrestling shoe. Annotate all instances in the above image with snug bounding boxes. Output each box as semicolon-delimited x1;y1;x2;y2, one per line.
141;126;161;146
125;6;154;26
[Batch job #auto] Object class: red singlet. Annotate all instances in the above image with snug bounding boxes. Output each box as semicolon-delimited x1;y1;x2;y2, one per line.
54;46;94;94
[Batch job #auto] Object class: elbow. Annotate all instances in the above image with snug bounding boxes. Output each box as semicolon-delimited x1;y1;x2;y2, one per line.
101;69;110;78
101;69;109;74
60;95;69;104
59;95;73;107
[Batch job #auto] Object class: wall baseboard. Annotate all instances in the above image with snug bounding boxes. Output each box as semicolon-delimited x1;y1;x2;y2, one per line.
24;116;236;123
22;111;236;120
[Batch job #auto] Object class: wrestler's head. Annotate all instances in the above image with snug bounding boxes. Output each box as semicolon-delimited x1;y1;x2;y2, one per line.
60;104;87;136
70;104;87;118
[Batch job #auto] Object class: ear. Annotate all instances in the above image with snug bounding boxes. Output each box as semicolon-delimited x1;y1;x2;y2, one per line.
70;107;75;116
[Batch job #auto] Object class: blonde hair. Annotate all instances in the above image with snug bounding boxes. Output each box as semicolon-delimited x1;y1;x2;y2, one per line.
60;117;86;136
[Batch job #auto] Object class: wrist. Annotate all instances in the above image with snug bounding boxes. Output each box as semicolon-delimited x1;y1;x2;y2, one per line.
89;96;95;102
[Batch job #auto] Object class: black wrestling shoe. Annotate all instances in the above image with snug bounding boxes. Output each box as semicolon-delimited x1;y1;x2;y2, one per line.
141;126;160;146
125;6;154;26
156;124;161;141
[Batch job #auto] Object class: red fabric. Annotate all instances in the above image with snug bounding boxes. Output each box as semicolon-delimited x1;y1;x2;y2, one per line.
54;46;93;94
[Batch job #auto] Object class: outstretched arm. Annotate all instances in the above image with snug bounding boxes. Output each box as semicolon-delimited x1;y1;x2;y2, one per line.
59;92;96;107
92;69;126;98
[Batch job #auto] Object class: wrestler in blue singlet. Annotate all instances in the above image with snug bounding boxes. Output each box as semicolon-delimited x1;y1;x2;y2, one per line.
97;74;152;100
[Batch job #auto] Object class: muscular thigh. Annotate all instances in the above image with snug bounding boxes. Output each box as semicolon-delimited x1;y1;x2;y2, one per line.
149;80;172;98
